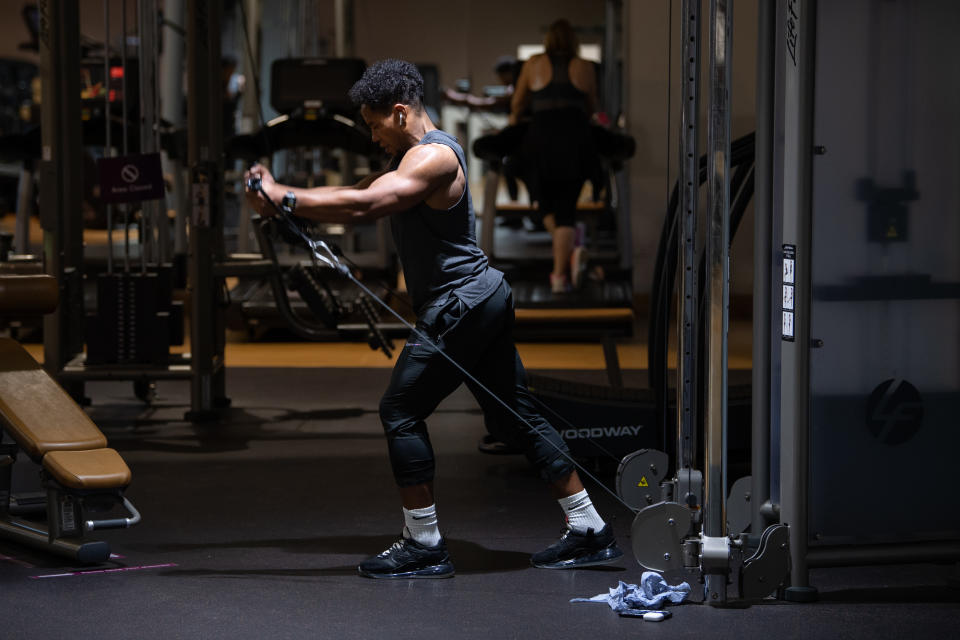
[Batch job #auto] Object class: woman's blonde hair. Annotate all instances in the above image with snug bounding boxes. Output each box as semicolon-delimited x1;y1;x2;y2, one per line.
544;19;578;58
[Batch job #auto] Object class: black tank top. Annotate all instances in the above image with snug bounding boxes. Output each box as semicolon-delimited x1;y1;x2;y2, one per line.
389;130;503;314
529;54;590;114
520;55;596;195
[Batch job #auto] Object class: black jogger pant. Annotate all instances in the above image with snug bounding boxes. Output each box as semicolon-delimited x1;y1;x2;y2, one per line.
378;280;575;487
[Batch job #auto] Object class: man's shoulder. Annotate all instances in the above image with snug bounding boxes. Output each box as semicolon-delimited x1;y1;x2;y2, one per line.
421;130;461;151
403;138;460;170
407;134;459;162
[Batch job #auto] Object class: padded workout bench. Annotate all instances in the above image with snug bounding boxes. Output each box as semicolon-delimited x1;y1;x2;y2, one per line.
0;275;139;563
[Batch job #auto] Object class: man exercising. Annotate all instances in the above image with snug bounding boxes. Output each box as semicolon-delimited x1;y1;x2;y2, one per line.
244;59;621;579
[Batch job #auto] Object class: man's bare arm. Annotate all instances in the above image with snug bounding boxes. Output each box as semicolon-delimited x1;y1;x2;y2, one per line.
277;144;457;224
273;169;385;201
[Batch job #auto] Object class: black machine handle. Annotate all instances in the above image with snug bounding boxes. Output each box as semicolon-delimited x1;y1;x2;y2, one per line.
246;175;394;357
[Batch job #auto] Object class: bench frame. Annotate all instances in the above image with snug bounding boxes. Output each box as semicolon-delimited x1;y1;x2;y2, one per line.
0;275;140;563
0;439;140;564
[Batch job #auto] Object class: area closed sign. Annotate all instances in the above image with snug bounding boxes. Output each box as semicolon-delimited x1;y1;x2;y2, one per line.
98;153;165;204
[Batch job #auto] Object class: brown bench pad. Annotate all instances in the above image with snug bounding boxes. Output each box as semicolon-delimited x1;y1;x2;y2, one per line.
0;275;59;315
0;338;107;459
43;448;131;490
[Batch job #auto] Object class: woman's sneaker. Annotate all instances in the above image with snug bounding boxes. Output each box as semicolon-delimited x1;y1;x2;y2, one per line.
550;273;570;294
358;536;455;579
530;524;623;569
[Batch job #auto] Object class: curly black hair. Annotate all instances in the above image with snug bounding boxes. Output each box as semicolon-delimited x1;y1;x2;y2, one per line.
348;59;424;112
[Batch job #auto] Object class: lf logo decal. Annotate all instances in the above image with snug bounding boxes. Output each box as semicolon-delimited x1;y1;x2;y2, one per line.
866;379;923;445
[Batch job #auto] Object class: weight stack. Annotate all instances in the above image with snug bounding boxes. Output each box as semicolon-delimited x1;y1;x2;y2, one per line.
85;272;169;366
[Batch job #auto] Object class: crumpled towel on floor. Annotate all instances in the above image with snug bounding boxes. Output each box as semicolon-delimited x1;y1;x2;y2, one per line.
571;572;691;612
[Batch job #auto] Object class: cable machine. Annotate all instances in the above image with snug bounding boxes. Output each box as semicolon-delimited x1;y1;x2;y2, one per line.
619;0;791;606
33;0;228;420
622;0;960;605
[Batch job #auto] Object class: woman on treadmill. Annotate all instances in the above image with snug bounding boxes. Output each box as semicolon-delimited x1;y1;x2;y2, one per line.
510;19;599;294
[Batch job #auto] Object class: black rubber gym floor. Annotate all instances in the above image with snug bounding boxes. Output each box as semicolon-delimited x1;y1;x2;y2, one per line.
1;367;957;639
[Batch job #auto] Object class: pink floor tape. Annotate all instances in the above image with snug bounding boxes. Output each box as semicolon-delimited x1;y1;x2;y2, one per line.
0;554;35;568
30;563;178;579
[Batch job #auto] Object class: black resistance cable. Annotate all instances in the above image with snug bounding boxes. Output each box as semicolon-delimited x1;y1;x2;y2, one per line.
246;175;637;514
236;14;634;507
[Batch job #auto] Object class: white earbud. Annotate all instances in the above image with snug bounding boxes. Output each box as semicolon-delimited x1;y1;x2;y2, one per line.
399;112;405;126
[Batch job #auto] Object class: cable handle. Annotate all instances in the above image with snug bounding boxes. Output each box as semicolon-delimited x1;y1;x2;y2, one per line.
245;174;350;276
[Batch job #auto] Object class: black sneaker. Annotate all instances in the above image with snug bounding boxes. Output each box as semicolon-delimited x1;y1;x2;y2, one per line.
477;434;522;455
531;524;623;569
358;536;455;579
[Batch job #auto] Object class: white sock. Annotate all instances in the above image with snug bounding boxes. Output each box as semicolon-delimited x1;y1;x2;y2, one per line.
558;489;606;534
403;504;442;547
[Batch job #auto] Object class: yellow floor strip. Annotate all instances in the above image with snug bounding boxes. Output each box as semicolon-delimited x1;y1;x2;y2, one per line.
22;339;752;371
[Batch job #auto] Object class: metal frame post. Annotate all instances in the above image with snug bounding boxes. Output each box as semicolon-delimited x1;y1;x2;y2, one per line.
603;0;623;121
235;0;262;253
334;0;354;57
160;0;188;259
775;0;817;601
676;0;701;478
702;0;733;605
604;0;631;273
752;0;776;536
238;0;261;136
14;168;33;255
186;0;228;420
139;0;161;267
38;0;84;385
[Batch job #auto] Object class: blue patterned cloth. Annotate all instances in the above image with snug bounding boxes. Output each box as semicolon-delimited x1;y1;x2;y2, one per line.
571;572;691;612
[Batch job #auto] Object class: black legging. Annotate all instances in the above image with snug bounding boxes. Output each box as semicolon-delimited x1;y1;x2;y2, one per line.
537;179;582;227
378;280;574;487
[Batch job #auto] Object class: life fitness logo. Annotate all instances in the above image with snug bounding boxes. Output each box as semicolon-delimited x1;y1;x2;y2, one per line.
121;163;140;184
866;379;923;445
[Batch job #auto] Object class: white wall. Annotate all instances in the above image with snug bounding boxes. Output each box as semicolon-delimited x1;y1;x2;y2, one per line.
352;0;605;89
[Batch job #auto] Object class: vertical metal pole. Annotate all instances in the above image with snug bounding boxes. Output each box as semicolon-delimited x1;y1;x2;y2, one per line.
187;0;227;420
778;0;817;602
139;0;160;269
38;0;84;384
752;0;776;535
236;0;261;253
703;0;732;604
606;0;631;273
160;0;186;259
676;0;701;474
238;0;260;135
14;167;32;255
121;0;131;272
104;0;114;274
334;0;357;188
603;0;622;120
334;0;354;57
